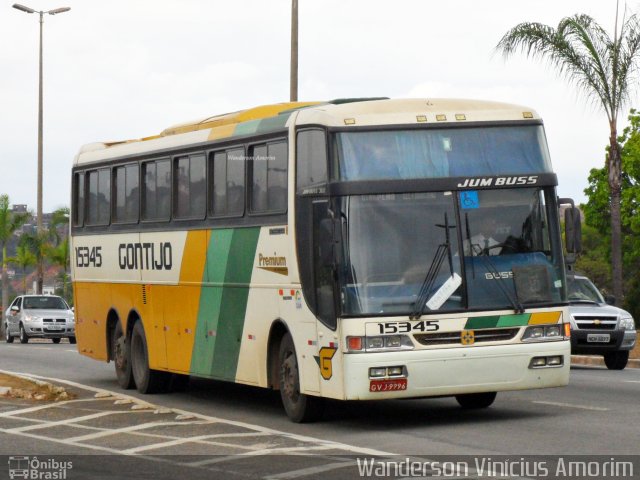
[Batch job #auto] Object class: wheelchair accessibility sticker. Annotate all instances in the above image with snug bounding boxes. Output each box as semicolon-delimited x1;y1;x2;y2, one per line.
460;191;479;209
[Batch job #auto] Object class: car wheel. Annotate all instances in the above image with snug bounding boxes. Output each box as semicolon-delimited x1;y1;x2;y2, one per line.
455;392;497;409
52;338;61;344
604;351;629;370
19;324;29;344
112;321;134;389
5;324;14;343
278;332;324;423
69;336;77;345
130;320;170;394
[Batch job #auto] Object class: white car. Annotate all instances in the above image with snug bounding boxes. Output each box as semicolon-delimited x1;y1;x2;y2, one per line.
4;295;75;344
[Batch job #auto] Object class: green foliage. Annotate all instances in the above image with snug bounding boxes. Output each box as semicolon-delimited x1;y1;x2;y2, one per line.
583;109;640;316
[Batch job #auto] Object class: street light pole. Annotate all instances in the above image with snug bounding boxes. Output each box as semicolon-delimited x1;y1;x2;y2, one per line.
290;0;298;102
12;3;70;294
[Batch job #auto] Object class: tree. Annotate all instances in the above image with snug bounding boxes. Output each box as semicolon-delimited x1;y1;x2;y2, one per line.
9;243;36;294
0;195;30;335
20;231;49;295
46;236;70;302
496;7;640;305
583;109;640;318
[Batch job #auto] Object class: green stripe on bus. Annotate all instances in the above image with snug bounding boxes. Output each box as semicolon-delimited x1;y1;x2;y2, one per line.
464;316;500;329
496;314;531;327
211;227;261;380
190;227;260;380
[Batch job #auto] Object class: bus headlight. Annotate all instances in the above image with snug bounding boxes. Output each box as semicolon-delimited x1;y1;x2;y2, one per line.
522;325;565;342
347;335;414;352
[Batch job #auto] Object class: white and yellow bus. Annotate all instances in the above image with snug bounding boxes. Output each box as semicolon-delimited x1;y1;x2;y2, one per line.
71;98;575;422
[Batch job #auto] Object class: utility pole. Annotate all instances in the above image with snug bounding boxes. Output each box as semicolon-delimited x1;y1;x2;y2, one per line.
290;0;298;102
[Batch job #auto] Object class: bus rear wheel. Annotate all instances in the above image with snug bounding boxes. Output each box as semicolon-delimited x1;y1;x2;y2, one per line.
113;320;135;389
455;392;497;409
130;320;170;394
279;333;324;423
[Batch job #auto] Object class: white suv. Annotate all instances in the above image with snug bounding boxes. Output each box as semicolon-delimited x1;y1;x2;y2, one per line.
4;295;75;344
568;275;637;369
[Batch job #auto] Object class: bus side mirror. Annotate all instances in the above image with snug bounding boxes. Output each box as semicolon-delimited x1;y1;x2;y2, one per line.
564;207;582;254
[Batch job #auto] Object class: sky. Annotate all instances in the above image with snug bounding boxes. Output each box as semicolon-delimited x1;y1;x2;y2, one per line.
1;0;639;212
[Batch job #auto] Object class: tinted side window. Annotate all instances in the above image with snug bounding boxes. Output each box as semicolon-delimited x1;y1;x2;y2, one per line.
250;141;287;214
114;164;139;224
87;168;110;225
174;154;206;220
211;148;245;217
142;160;171;221
73;172;85;227
296;130;327;191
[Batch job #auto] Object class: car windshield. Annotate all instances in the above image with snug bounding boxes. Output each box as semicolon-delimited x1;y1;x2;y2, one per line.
567;277;604;303
23;297;68;310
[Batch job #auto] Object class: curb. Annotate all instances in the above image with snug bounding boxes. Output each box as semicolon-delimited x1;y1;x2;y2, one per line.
571;355;640;369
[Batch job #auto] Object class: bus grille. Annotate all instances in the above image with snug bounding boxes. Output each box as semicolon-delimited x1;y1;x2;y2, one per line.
413;328;520;346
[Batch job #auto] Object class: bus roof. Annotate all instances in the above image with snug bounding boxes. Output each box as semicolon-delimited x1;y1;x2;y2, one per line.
74;98;540;166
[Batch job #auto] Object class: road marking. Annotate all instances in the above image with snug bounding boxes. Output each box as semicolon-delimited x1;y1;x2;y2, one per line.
533;401;609;411
0;397;113;418
623;380;640;384
6;411;129;433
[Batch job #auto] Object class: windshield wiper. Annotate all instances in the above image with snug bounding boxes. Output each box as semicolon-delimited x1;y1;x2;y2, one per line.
410;213;455;320
466;213;524;314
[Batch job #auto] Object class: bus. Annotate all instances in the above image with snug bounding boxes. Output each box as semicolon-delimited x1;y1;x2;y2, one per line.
71;98;577;422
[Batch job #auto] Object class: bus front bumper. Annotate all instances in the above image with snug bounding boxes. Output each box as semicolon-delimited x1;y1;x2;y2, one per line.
342;340;570;401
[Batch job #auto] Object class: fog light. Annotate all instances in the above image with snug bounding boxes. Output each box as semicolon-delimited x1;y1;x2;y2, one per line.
369;367;386;378
547;356;563;366
530;357;547;368
387;366;404;376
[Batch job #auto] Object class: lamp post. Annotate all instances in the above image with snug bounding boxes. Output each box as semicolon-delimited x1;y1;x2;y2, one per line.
290;0;298;102
12;3;70;294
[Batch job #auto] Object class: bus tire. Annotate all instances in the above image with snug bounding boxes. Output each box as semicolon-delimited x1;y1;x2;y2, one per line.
604;351;629;370
455;391;497;409
279;332;324;423
19;324;29;344
113;320;135;389
130;320;170;394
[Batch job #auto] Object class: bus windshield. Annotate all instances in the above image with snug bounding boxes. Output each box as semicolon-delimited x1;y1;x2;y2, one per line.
336;187;565;316
335;126;551;181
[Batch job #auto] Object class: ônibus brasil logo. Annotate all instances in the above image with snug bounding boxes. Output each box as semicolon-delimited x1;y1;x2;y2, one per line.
8;456;72;479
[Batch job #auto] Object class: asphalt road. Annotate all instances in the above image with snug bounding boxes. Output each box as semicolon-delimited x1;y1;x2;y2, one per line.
0;340;639;479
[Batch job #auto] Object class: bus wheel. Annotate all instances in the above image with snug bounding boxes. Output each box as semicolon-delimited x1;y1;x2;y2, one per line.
279;333;324;423
113;321;135;389
604;351;629;370
130;320;170;394
455;392;497;409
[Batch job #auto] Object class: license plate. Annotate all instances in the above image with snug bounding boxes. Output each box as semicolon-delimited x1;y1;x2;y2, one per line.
587;334;610;343
47;325;63;331
369;378;407;392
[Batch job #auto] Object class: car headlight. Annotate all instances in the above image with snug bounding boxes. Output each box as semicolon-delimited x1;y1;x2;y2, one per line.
620;317;636;331
24;315;40;322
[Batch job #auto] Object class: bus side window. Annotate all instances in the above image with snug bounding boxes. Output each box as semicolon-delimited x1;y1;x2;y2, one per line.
113;163;139;224
73;172;85;227
296;129;327;192
174;154;206;220
142;159;171;221
250;141;288;214
86;168;110;226
210;148;245;217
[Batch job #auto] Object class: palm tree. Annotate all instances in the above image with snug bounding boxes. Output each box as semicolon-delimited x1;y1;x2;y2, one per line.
496;7;640;305
46;236;71;302
9;244;36;294
20;231;49;295
48;207;69;246
0;195;30;335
